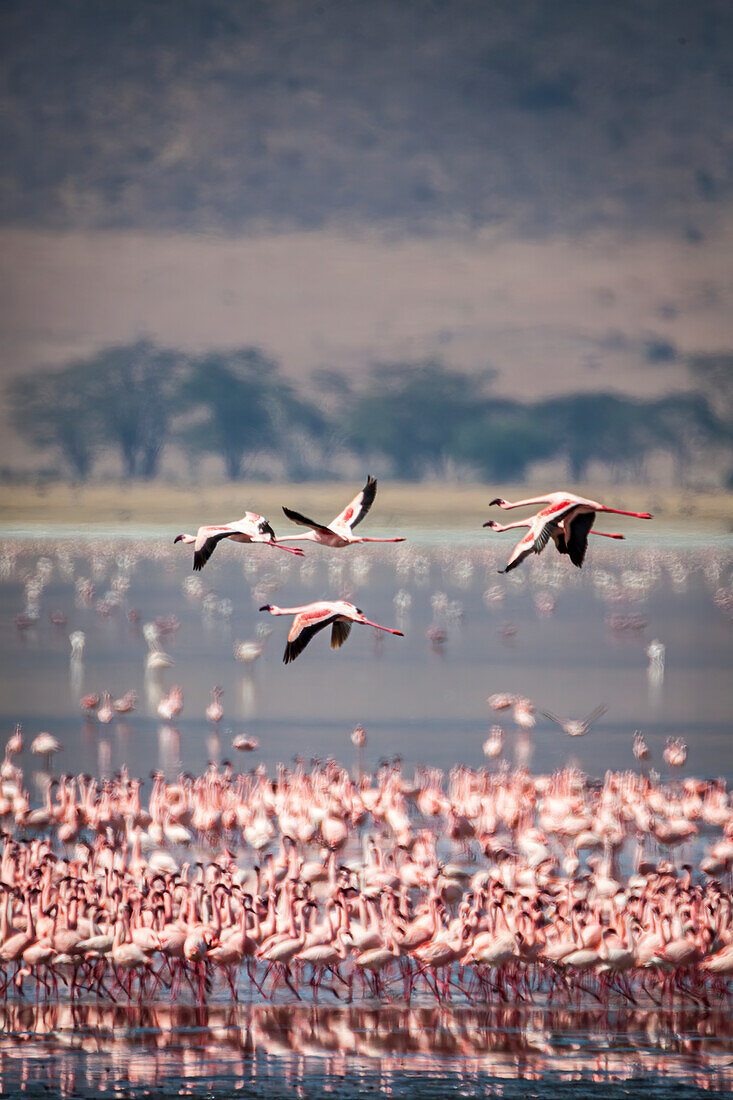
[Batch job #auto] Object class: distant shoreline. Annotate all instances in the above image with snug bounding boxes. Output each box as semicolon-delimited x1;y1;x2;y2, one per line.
1;481;731;535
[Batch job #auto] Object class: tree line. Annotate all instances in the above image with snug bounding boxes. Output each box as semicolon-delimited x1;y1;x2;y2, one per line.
7;341;732;485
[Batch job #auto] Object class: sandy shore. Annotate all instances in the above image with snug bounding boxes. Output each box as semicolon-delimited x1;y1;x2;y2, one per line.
1;480;731;534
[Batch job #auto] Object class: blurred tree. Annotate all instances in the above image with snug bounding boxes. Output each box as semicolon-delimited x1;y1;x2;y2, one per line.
652;392;730;483
347;360;496;479
8;362;99;479
535;393;653;480
181;348;325;479
453;401;557;481
81;340;187;478
687;354;733;426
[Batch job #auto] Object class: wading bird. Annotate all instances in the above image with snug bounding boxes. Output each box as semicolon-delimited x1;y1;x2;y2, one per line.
484;492;651;573
259;600;404;663
174;513;304;571
277;477;406;548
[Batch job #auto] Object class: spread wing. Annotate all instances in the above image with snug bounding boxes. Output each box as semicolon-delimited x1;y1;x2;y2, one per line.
282;506;334;538
193;528;231;572
499;517;557;574
330;476;377;532
330;619;353;650
565;511;595;567
283;613;334;664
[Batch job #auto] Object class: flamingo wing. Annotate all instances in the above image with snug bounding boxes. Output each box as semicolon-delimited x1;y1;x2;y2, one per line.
193;528;231;571
499;516;558;573
330;476;377;532
499;531;537;573
283;612;335;664
330;619;353;650
282;506;333;537
565;511;595;567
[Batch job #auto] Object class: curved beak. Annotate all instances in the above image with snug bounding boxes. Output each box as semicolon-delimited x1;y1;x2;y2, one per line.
258;605;271;612
488;498;503;507
173;534;183;543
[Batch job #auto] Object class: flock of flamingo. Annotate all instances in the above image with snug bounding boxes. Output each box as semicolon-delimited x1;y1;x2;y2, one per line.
174;480;652;661
1;480;731;1019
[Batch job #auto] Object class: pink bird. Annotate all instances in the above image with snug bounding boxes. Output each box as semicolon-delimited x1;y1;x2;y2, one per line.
259;600;404;663
157;686;183;722
205;687;224;723
174;512;304;571
276;477;406;548
484;491;651;573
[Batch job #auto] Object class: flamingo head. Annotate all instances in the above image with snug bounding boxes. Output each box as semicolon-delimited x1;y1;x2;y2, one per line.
173;534;188;544
483;519;499;528
259;604;273;612
489;498;505;507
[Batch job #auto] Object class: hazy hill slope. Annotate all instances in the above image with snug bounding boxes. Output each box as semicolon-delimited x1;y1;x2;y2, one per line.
0;0;731;236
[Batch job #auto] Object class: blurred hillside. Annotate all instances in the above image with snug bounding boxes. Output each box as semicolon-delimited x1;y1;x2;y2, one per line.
1;1;731;479
1;0;731;237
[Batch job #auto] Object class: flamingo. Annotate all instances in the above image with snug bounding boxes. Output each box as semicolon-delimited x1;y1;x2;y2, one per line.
174;512;304;571
277;476;406;548
484;491;651;574
259;600;404;663
541;705;607;738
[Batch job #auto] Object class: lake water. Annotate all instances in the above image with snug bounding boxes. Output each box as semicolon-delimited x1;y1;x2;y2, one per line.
1;532;731;782
0;530;732;1099
0;1002;732;1098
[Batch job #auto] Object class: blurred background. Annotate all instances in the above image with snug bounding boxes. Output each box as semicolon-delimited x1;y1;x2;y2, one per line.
0;0;731;498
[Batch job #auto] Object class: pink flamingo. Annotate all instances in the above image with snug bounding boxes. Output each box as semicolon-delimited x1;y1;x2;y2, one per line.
174;512;304;571
484;492;651;573
277;477;406;548
259;600;404;663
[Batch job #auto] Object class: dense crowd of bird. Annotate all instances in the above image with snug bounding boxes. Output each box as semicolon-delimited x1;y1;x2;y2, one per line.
0;750;732;1007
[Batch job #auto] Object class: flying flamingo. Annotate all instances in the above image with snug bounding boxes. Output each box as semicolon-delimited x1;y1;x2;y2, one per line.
277;476;406;548
541;704;607;737
483;491;651;573
174;512;304;571
259;600;404;663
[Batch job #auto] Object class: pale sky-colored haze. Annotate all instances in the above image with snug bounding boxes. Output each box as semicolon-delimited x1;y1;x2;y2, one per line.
0;0;731;467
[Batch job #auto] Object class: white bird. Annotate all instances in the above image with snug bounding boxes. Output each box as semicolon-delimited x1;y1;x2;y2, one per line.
175;512;304;571
259;600;404;663
484;491;651;573
541;704;607;737
232;735;259;752
276;477;406;548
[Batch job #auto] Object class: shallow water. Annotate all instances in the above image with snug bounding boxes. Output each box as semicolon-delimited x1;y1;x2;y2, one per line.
0;1002;732;1098
0;532;732;1099
0;534;731;781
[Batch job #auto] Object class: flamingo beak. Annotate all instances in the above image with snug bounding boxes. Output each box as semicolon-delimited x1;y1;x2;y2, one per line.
488;498;503;506
483;520;496;528
173;534;183;543
258;605;271;612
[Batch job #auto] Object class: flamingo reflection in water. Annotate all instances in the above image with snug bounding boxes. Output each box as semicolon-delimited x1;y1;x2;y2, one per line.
0;1002;731;1095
